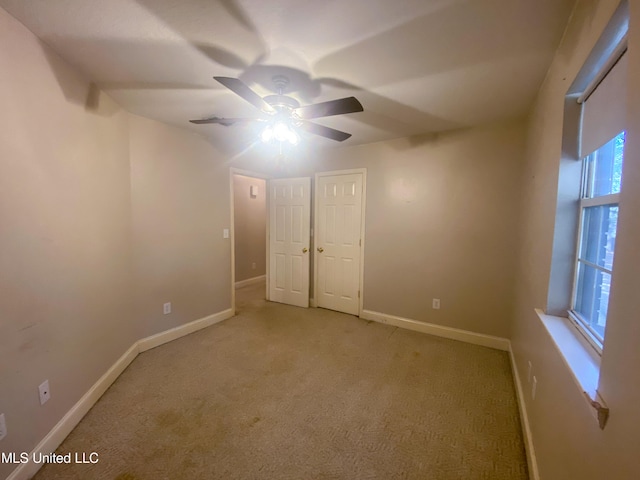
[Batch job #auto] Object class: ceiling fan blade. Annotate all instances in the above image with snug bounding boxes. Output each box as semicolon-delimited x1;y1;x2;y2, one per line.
298;121;352;142
189;116;259;127
214;76;275;114
294;96;363;120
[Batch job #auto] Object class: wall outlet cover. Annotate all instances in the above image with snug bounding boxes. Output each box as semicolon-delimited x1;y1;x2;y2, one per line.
163;302;171;315
0;413;7;441
39;380;51;405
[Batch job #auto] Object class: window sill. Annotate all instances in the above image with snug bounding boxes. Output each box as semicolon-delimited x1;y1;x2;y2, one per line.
535;308;609;428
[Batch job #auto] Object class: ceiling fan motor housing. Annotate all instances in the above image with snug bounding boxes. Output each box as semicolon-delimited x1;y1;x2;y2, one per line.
263;94;300;112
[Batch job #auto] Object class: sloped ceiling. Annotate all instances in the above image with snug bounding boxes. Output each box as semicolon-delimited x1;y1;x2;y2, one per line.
0;0;575;151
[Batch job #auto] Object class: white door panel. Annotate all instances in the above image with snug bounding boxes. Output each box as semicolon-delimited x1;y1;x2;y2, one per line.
269;177;310;308
316;173;363;315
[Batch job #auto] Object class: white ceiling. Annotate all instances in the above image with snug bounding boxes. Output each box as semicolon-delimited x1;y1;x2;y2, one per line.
0;0;575;151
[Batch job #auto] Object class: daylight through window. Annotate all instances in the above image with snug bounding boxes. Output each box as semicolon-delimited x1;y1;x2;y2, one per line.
571;132;625;349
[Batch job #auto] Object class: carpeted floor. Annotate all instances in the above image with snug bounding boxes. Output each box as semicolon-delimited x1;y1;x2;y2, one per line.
33;282;528;480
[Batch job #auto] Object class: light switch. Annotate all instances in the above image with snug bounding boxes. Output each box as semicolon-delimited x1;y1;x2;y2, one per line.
223;228;229;239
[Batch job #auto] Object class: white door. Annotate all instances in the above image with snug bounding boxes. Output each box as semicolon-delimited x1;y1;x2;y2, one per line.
269;177;311;308
315;173;364;315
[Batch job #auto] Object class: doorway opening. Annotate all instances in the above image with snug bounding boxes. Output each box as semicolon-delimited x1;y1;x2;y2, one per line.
230;168;366;317
230;169;270;314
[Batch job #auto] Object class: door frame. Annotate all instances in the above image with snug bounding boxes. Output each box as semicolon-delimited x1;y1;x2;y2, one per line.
313;168;367;316
229;167;272;315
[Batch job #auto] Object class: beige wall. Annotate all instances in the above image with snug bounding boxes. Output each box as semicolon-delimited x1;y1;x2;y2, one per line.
512;0;640;478
282;120;525;338
0;8;136;479
0;7;232;478
233;175;266;283
129;115;231;338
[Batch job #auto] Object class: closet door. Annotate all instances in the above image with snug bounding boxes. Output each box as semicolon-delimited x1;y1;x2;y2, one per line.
268;177;311;308
315;173;363;315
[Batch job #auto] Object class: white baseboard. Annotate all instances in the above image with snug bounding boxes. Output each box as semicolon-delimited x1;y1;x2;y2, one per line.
508;344;539;480
359;309;535;477
6;343;139;480
360;310;510;351
234;275;266;289
7;308;234;480
138;308;234;352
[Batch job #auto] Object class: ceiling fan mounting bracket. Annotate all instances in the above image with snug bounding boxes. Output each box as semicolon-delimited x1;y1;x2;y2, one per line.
271;75;290;94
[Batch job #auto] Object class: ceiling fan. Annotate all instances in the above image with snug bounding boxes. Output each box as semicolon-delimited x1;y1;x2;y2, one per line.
189;75;363;143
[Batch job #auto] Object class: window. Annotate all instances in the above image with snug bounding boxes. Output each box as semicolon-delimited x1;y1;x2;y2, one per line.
540;1;628;427
570;132;625;350
568;45;628;353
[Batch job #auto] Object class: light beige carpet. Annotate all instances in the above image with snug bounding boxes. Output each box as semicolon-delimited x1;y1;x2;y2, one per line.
34;282;528;480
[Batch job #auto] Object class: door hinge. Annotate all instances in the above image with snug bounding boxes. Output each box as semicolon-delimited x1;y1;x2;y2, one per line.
358;290;360;298
359;238;362;247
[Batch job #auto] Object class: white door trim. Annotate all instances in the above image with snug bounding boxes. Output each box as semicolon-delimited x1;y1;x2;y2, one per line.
229;168;272;315
314;168;367;316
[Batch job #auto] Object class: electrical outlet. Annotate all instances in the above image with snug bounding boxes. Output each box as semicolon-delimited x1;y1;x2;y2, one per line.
39;380;51;405
163;302;171;315
0;413;7;441
223;228;229;239
527;361;533;383
432;298;440;310
251;262;256;270
532;376;537;400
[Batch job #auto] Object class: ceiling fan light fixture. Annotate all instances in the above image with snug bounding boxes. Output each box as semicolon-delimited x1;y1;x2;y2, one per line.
261;126;273;143
262;121;299;145
273;122;291;142
288;129;300;145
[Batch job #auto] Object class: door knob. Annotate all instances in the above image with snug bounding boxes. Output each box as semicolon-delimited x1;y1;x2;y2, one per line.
302;247;308;253
317;247;324;253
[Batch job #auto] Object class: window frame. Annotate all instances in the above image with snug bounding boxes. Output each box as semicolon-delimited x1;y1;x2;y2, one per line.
569;138;624;355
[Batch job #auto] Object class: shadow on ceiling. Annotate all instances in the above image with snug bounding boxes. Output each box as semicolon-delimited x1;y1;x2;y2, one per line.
312;0;572;87
37;0;554;148
38;39;118;117
130;0;463;144
39;38;461;149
